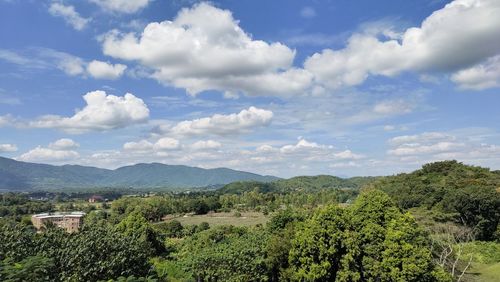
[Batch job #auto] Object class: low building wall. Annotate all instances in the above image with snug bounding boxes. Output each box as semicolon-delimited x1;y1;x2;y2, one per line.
31;212;85;233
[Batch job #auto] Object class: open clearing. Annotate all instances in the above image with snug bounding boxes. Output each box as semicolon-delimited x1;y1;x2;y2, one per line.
466;262;500;282
164;211;269;227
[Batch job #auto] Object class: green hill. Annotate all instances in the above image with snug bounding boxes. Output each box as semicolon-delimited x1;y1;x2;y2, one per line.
0;157;278;190
370;160;500;240
218;175;378;194
371;160;500;209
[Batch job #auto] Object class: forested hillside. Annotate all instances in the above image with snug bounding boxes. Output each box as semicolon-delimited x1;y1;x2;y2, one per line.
371;160;500;240
218;175;378;194
0;157;278;190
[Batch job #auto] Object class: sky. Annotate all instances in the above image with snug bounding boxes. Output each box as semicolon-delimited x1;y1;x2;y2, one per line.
0;0;499;178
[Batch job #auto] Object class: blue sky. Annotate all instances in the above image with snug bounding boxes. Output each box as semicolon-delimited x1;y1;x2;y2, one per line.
1;0;499;177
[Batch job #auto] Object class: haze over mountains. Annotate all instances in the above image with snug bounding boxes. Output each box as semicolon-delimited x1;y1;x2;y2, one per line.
0;157;278;190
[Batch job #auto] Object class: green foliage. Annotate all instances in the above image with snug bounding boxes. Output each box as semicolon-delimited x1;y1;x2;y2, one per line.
0;193;54;218
266;225;296;281
0;255;56;281
441;185;500;240
267;207;306;232
219;175;376;195
179;226;270;282
151;258;190;281
288;190;450;282
372;160;500;240
380;214;440;281
116;210;166;255
155;220;184;238
289;205;348;281
0;222;152;281
460;241;500;264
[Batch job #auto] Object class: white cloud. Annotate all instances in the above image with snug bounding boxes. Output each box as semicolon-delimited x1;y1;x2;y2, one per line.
383;125;396;131
386;132;500;165
69;136;369;177
123;140;154;152
0;49;47;68
389;132;453;146
153;137;180;150
17;139;80;163
383;125;409;132
163;106;273;136
329;161;360;168
451;55;500;90
48;2;91;31
86;60;127;79
38;49;126;79
191;140;222;150
0;143;18;152
388;141;466;156
18;146;79;162
304;0;500;89
300;7;316;19
89;0;152;14
0;48;126;79
124;137;181;152
102;2;311;97
29;90;149;133
373;100;414;115
48;138;80;150
280;139;325;154
333;150;364;160
248;138;364;167
0;115;15;127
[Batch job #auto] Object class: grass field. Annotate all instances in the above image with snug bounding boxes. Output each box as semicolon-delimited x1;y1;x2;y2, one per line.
163;211;269;227
466;262;500;282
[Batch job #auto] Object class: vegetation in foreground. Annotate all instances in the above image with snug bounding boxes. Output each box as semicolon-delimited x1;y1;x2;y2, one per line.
0;160;498;281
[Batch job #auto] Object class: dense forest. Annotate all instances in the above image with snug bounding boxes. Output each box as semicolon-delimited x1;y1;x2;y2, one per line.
0;160;499;281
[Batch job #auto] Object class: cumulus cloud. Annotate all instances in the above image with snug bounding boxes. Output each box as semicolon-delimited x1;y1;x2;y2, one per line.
304;0;500;89
451;55;500;90
102;2;312;97
0;143;18;153
89;0;152;14
250;138;364;166
29;90;149;133
191;140;222;150
111;137;364;177
123;139;154;152
279;139;327;154
153;137;181;150
18;146;79;162
86;60;127;79
38;50;127;80
17;139;80;163
48;138;80;150
386;131;500;164
48;2;91;30
124;137;181;152
159;107;273;136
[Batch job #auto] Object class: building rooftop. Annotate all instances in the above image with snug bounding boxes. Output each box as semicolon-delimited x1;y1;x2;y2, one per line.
32;211;86;219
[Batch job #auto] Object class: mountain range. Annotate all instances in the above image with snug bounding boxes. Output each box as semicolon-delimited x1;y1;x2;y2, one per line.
0;157;279;190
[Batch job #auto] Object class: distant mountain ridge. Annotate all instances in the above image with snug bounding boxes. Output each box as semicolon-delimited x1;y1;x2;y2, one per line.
0;157;279;190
